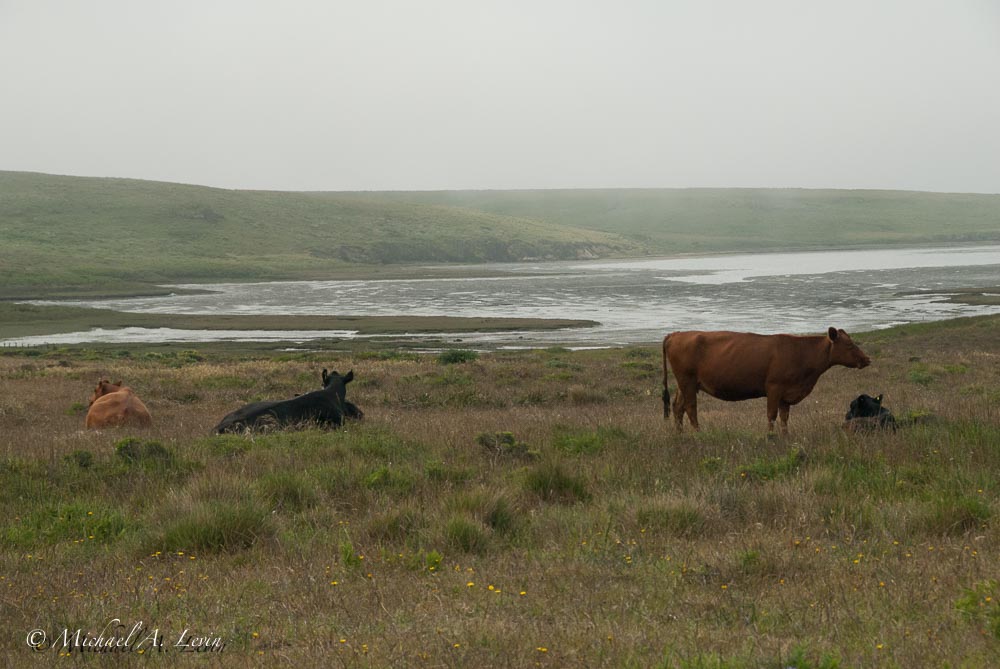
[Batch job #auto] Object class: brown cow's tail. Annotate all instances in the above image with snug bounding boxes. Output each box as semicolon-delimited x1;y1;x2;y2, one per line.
662;334;671;419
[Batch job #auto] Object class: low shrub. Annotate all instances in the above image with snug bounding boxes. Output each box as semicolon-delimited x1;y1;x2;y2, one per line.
437;349;479;365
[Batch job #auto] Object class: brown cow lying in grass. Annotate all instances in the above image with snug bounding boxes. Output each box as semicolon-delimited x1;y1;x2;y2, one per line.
663;326;871;434
85;379;153;429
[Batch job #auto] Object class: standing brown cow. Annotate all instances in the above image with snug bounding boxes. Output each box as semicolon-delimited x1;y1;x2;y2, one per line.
85;379;153;429
662;327;870;434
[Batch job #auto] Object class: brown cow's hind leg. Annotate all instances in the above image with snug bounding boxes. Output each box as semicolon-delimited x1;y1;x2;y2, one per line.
766;393;780;433
672;391;685;431
685;400;700;431
676;375;700;431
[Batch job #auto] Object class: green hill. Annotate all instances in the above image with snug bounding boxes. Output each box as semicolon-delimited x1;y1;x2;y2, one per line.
343;188;1000;254
2;171;998;297
0;172;639;297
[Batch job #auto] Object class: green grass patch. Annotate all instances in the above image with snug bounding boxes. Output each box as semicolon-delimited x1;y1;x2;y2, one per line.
154;501;273;553
114;437;176;466
956;580;1000;639
425;460;474;484
2;501;136;548
551;426;627;455
257;472;319;513
476;431;537;460
368;506;427;543
444;515;490;553
363;465;417;496
437;349;479;365
524;461;591;504
919;495;991;535
636;502;707;538
740;449;806;482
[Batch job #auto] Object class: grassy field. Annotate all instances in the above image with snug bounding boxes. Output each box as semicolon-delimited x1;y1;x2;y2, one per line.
1;316;997;666
3;171;999;297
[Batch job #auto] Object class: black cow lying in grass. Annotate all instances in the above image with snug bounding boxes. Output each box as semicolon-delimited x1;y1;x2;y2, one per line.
843;393;897;433
214;369;361;434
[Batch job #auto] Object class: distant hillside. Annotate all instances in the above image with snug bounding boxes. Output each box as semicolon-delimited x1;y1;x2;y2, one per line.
339;188;1000;255
2;171;998;297
0;172;640;296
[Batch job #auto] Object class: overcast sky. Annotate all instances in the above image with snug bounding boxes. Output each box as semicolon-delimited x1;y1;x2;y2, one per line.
2;1;999;193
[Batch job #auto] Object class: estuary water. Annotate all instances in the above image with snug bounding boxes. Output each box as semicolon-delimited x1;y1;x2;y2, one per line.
8;245;1000;347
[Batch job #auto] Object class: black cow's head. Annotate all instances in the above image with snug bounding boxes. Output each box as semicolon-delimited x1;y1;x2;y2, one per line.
844;392;897;433
322;369;354;388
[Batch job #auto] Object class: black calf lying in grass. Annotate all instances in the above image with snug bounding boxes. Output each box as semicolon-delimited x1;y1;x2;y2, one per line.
843;393;897;433
214;369;361;434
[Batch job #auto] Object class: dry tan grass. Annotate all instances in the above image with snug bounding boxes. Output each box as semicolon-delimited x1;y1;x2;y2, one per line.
0;318;998;666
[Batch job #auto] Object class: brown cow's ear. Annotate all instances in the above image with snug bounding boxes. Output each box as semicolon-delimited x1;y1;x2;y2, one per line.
115;380;122;386
828;327;838;341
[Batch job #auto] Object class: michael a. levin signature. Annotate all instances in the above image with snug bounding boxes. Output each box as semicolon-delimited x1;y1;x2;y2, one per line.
26;619;224;653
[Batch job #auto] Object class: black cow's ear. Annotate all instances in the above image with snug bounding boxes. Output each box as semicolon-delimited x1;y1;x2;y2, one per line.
344;370;354;384
322;369;329;385
828;327;838;341
876;394;883;403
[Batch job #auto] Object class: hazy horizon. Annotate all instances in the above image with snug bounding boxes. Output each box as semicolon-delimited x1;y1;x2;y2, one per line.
3;1;999;194
8;169;1000;197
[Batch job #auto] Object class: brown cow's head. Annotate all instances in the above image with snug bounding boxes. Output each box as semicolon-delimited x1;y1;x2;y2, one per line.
827;327;871;369
88;379;123;406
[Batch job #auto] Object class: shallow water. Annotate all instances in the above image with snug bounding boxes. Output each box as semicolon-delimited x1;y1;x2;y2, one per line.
8;245;1000;347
